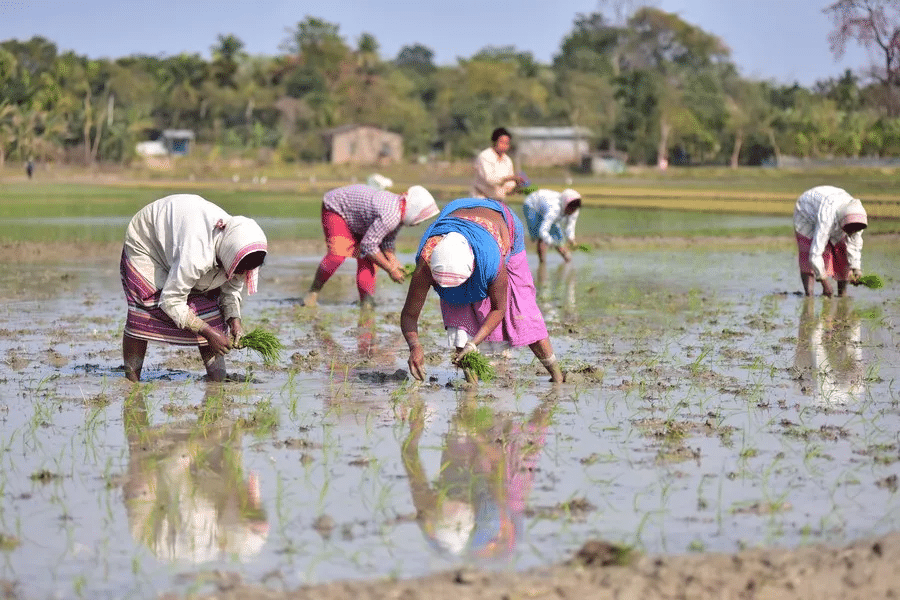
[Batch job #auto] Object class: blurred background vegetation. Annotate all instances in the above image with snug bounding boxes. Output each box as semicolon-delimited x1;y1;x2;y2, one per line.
2;2;900;170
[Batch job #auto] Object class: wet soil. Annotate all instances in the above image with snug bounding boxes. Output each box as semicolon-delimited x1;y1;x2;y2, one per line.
2;232;900;600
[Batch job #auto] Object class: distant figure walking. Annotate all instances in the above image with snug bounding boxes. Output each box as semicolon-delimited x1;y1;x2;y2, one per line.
470;127;524;202
25;160;34;179
303;184;438;308
522;188;582;263
793;185;868;297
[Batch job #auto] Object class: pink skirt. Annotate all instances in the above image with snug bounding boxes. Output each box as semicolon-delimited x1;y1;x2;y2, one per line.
440;251;549;347
795;233;850;279
121;252;226;346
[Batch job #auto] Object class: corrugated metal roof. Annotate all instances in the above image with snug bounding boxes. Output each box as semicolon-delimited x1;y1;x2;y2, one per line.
510;126;593;139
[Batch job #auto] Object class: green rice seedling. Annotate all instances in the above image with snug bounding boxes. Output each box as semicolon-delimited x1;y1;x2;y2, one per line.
240;328;283;365
457;351;496;383
855;273;884;289
574;243;592;252
520;184;538;195
402;263;416;276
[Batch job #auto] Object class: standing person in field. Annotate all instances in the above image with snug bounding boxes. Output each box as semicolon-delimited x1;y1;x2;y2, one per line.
793;185;868;297
471;127;525;202
401;197;563;383
522;188;582;264
303;183;438;308
120;194;268;382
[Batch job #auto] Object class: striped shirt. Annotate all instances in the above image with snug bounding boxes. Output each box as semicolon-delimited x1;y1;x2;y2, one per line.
323;184;403;257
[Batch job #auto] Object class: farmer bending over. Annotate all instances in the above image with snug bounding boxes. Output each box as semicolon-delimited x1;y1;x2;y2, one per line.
120;194;268;381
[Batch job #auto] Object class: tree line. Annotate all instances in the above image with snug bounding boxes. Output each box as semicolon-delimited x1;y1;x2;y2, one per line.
1;2;899;168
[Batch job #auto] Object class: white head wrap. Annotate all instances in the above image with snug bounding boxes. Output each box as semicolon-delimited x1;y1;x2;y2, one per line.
217;216;268;294
840;197;868;229
429;232;474;287
559;188;581;209
403;185;439;226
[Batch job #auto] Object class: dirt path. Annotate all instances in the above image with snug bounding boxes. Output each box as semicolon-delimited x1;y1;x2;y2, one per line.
193;532;899;600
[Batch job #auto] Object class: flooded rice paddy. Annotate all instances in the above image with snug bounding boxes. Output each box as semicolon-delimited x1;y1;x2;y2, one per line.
1;212;900;599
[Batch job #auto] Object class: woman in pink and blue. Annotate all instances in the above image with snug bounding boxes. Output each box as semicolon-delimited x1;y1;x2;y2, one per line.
400;197;563;383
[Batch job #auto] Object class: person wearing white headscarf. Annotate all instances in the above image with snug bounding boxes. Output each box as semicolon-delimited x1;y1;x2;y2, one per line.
303;184;438;307
522;188;582;263
793;186;868;297
120;194;268;381
401;197;563;383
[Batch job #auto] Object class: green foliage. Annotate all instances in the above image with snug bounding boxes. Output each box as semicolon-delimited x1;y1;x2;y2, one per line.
240;328;284;365
457;351;496;382
856;273;884;289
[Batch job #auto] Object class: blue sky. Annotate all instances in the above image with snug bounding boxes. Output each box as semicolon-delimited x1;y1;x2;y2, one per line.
0;0;872;86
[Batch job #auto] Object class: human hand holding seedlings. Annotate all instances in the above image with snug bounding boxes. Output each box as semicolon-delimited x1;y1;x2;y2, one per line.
451;341;478;366
228;317;244;347
849;269;862;284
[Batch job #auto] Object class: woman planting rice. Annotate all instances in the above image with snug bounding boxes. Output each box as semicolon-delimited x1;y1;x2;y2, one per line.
793;185;868;297
401;197;563;383
302;183;438;308
522;188;582;264
120;194;268;382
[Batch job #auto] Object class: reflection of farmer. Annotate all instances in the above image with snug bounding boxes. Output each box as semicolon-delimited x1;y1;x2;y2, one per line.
401;394;554;560
302;184;438;308
522;188;582;264
122;391;269;563
401;198;563;383
120;194;268;382
793;186;868;297
793;298;865;405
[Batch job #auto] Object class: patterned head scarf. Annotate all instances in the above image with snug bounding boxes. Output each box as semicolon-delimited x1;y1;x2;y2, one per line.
403;185;439;226
840;197;868;230
216;216;268;294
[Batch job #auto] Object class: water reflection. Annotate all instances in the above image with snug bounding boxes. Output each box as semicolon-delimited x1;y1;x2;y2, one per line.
401;392;556;562
537;262;577;320
121;388;269;564
794;298;865;405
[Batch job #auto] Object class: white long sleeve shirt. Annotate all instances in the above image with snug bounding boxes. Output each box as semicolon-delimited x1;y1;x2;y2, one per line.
793;186;865;280
471;147;516;200
524;189;580;245
123;195;246;332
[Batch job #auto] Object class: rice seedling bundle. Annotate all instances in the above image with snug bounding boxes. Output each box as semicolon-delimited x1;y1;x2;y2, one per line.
402;263;416;276
856;273;884;289
457;351;496;382
574;243;592;252
240;328;283;365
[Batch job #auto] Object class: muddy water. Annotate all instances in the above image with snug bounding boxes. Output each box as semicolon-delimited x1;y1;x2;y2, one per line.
2;220;900;599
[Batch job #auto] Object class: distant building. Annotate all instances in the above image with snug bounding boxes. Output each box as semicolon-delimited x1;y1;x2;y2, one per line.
321;125;403;165
161;129;195;156
135;130;195;158
510;126;593;167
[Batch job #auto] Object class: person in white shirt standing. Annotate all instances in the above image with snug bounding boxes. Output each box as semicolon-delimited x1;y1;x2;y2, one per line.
522;188;582;263
793;185;868;297
471;127;525;201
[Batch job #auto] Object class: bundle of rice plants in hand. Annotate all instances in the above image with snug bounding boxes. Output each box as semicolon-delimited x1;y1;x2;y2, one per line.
574;243;592;252
520;184;538;195
402;263;416;276
457;351;496;383
239;328;283;365
856;273;884;289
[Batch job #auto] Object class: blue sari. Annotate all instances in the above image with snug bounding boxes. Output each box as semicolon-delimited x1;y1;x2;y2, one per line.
416;198;523;305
